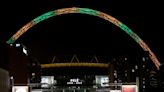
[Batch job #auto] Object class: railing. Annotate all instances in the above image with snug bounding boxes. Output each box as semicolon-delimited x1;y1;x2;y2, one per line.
11;83;138;92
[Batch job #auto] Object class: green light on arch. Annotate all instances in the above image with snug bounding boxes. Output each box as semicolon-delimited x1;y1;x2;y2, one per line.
78;8;99;16
33;11;56;24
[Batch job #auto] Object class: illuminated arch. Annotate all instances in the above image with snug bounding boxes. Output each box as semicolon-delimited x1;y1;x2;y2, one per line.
6;7;161;70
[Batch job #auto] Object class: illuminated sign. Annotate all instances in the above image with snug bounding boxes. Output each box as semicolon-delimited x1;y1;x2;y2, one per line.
101;77;109;87
41;76;54;88
96;75;109;87
67;78;82;84
12;86;28;92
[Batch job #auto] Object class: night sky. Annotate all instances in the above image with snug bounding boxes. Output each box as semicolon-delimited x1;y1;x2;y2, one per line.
0;0;164;64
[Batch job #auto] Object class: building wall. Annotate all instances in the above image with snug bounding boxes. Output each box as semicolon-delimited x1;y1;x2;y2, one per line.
7;44;29;84
0;41;29;85
0;68;9;92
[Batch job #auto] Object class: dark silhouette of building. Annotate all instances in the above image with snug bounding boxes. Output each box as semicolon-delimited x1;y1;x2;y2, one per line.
0;41;29;86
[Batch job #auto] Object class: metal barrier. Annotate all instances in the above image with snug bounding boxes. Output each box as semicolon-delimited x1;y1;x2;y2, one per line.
11;83;138;92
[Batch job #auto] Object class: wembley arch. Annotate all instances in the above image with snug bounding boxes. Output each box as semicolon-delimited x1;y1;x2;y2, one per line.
6;7;161;70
